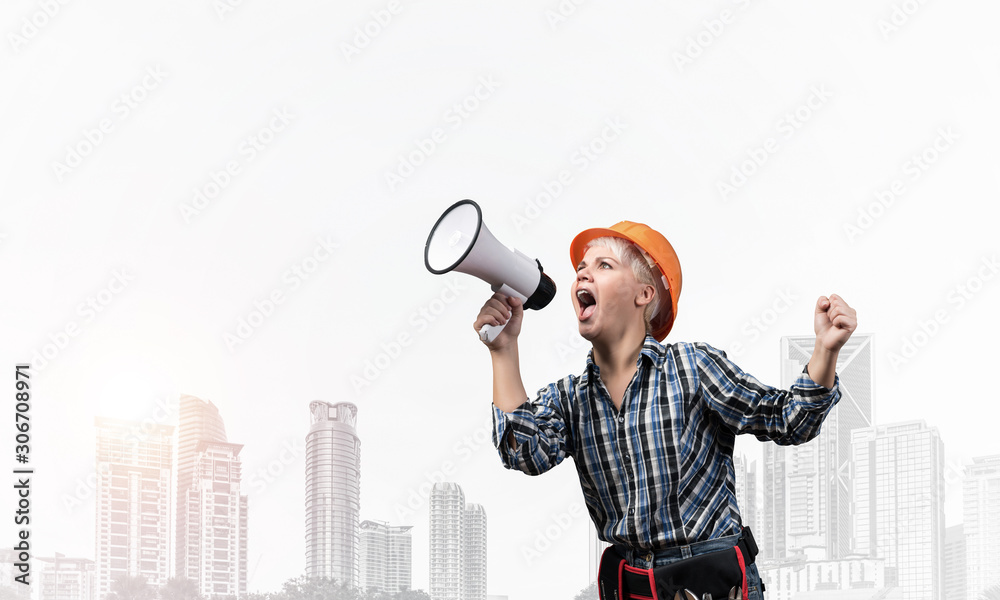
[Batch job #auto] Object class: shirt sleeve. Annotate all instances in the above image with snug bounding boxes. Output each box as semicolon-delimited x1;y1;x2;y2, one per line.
691;341;841;446
491;381;573;476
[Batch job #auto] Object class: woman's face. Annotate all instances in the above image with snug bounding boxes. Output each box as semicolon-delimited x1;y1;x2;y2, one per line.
572;245;651;341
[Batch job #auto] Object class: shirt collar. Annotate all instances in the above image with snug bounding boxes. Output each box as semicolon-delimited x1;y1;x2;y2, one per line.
579;334;667;386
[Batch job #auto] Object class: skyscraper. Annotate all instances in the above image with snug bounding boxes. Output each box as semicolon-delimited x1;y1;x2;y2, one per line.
94;418;173;600
175;394;247;598
943;524;966;600
305;401;361;585
464;504;487;600
761;443;787;562
734;454;758;536
963;454;1000;599
852;420;944;600
386;523;414;594
429;483;487;600
359;520;412;593
764;334;873;560
430;483;464;600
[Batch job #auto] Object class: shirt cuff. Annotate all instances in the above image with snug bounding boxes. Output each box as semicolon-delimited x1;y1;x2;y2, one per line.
797;364;841;404
491;401;534;461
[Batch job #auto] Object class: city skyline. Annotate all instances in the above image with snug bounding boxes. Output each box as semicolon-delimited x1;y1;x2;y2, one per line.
6;375;996;600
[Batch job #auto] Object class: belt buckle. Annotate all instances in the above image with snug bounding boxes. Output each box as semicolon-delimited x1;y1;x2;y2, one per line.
644;551;654;563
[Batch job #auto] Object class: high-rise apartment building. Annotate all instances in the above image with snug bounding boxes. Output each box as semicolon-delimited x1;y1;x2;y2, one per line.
360;520;412;593
94;418;173;600
37;556;95;600
464;504;487;600
175;395;247;598
430;483;465;600
305;401;361;585
852;420;944;600
429;483;487;600
964;454;1000;599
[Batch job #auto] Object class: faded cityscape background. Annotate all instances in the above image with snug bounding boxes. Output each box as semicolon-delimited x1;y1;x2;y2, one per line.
1;1;999;600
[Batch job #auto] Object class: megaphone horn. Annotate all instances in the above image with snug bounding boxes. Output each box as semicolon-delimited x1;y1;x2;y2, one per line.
424;199;557;343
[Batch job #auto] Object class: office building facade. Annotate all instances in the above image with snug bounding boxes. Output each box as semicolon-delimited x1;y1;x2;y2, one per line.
852;421;944;600
963;454;1000;599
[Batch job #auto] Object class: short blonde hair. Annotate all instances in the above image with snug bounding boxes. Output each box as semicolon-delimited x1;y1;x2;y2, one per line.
585;236;658;334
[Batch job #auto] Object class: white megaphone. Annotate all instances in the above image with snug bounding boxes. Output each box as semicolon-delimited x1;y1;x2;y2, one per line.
425;199;557;343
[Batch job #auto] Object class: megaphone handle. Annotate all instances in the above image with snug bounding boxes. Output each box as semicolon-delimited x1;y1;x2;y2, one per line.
479;284;527;343
479;322;506;343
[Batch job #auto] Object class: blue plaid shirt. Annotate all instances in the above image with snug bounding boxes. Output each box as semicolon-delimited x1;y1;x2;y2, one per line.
491;335;841;551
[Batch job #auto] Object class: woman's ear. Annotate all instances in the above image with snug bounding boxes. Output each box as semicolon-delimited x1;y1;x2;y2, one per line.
635;282;655;308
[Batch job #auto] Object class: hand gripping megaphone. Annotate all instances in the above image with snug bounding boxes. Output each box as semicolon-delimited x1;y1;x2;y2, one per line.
424;199;557;343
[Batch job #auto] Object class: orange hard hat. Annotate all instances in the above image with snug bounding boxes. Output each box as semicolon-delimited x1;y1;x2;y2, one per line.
570;221;682;341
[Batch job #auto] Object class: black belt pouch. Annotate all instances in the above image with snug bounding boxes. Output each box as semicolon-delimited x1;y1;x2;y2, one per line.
598;527;758;600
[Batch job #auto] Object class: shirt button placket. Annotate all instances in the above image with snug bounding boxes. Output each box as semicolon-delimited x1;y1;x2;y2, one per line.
618;411;635;537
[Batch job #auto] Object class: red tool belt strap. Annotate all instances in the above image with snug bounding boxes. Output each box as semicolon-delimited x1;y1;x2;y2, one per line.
598;527;758;600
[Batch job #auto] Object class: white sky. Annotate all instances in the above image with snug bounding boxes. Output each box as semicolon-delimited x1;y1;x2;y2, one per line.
1;1;999;599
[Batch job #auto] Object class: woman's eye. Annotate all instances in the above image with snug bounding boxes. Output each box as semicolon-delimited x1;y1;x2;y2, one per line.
600;262;611;269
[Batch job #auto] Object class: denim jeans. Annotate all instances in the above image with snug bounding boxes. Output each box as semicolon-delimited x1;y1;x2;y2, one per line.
613;531;764;599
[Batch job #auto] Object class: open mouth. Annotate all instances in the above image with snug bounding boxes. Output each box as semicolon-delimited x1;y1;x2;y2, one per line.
576;289;597;320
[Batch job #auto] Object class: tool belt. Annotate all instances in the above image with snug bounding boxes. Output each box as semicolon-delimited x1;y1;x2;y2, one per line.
598;527;758;600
